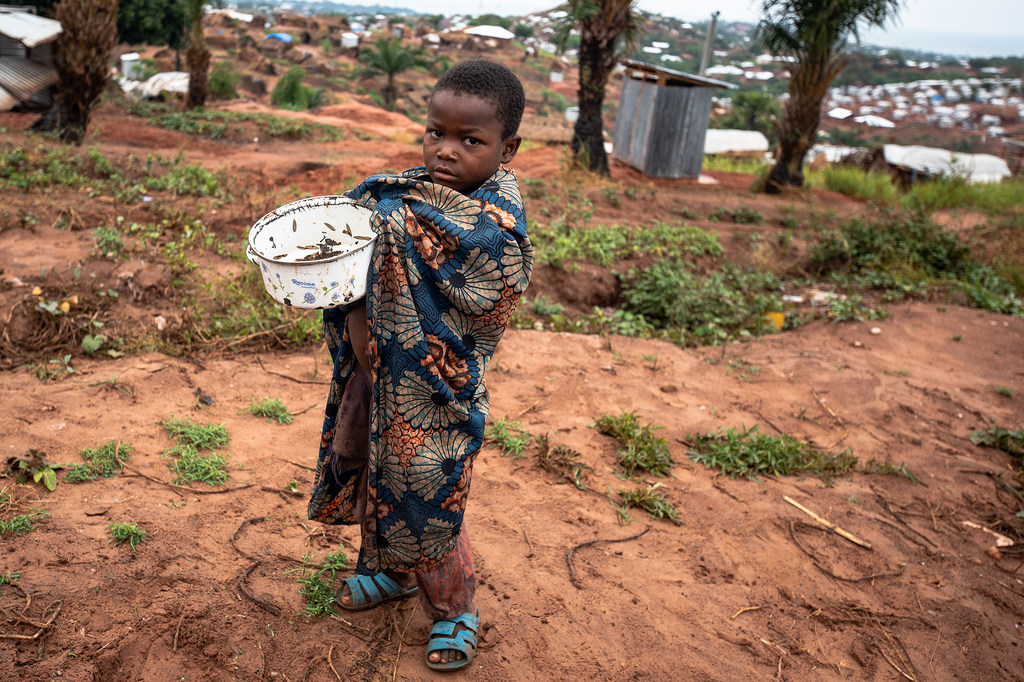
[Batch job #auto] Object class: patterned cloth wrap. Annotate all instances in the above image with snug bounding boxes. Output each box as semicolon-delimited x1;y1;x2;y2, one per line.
309;166;532;573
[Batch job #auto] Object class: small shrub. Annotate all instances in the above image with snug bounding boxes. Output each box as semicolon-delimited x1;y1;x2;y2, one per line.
247;397;292;424
485;417;532;457
94;226;124;257
108;522;146;550
614;482;681;523
209;62;240;99
595;411;674;477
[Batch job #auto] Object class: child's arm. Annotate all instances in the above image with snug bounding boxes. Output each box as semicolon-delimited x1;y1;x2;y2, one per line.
346;302;372;378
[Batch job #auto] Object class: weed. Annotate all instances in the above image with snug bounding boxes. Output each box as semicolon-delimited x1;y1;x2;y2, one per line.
94;226;124;257
688;424;857;484
247;397;293;424
168;447;229;486
108;522;146;551
614;482;681;524
162;417;230;485
485;417;532;457
828;295;888;322
65;441;131;483
0;571;20;584
994;386;1014;398
87;374;136;399
5;450;60;491
970;427;1023;464
320;551;348;579
297;572;337;617
710;205;763;225
33;354;75;381
621;262;783;346
594;411;674;477
533;221;722;269
862;459;922;484
533;433;590;489
550;307;654;338
162;417;230;451
0;509;50;536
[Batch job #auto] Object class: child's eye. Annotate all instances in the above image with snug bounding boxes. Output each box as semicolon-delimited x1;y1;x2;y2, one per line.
426;129;442;139
464;137;481;147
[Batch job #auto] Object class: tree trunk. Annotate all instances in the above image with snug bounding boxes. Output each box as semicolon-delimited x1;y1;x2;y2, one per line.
572;16;622;176
186;42;211;109
765;60;830;194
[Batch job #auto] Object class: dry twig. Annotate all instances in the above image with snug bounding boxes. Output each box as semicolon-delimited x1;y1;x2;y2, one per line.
566;527;650;589
238;562;281;616
784;495;872;549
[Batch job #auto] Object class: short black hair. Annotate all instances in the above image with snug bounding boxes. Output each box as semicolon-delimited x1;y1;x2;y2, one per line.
432;59;525;140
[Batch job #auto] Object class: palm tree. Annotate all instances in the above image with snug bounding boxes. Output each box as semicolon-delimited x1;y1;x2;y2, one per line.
32;0;117;144
557;0;641;176
356;38;429;111
184;0;210;109
756;0;902;193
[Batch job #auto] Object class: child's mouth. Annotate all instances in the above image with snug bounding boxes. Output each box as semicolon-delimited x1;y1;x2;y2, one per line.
432;166;457;184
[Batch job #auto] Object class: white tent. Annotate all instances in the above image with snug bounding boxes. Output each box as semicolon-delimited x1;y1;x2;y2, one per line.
464;25;515;40
828;107;853;120
854;114;895;128
883;144;1011;184
703;129;769;156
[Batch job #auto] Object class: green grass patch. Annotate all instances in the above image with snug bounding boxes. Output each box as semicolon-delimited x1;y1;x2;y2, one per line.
247;397;293;424
688;424;857;484
533;433;590;489
0;509;50;536
108;522;146;551
811;210;1022;315
162;417;231;486
64;441;131;483
613;482;681;524
297;550;349;617
621;262;784;346
532;221;722;268
485;417;532;457
594;411;674;477
128;100;344;142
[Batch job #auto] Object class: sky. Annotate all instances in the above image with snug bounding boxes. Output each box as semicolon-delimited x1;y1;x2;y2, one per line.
425;0;1024;57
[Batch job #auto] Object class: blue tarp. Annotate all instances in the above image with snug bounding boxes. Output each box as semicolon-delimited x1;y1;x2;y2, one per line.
266;33;293;43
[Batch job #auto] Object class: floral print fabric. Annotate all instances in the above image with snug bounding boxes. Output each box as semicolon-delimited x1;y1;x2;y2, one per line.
308;167;532;573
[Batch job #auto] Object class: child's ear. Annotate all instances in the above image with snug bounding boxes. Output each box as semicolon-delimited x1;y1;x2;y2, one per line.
501;135;522;164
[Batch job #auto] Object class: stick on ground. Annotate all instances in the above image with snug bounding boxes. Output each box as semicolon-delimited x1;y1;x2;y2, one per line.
566;527;650;589
784;495;872;550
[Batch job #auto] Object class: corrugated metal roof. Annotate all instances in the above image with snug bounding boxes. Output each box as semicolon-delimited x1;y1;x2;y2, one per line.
0;9;62;49
0;56;57;104
620;59;736;90
0;82;16;111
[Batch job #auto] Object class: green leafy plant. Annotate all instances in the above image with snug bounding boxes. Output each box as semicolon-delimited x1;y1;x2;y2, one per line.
595;411;674;477
688;424;857;484
247;397;293;424
5;450;60;491
33;354;75;381
486;417;532;457
296;551;348;617
993;386;1014;399
94;226;124;257
970;427;1024;465
0;570;21;584
65;441;130;483
320;551;348;579
108;522;146;551
162;417;230;486
0;509;50;536
613;482;681;524
827;295;887;322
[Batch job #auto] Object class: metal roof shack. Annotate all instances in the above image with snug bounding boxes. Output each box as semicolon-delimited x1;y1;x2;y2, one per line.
0;7;61;110
613;59;735;179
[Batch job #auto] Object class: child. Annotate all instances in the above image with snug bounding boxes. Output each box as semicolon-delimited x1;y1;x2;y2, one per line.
308;59;531;672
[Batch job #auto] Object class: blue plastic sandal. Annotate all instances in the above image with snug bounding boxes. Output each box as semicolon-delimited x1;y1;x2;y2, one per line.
337;573;418;611
425;610;479;672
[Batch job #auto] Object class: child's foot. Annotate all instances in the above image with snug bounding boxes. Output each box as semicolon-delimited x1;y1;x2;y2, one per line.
336;571;417;611
425;609;478;671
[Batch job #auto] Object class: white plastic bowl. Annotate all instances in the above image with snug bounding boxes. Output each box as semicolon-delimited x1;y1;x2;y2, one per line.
247;196;376;309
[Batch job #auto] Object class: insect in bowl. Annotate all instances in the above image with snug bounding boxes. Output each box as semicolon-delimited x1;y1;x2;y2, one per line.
246;196;376;309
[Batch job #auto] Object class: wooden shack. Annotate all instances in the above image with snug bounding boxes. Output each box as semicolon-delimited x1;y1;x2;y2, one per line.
613;60;735;179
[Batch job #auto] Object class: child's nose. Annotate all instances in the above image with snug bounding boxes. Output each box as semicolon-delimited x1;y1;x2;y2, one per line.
437;144;457;160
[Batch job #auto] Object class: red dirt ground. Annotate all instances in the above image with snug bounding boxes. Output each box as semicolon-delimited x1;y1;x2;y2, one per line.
1;97;1023;682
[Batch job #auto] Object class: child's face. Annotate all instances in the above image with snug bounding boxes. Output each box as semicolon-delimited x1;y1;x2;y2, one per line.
423;90;521;195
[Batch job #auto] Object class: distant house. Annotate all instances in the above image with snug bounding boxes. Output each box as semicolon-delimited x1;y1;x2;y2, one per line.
462;25;515;49
0;7;62;111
